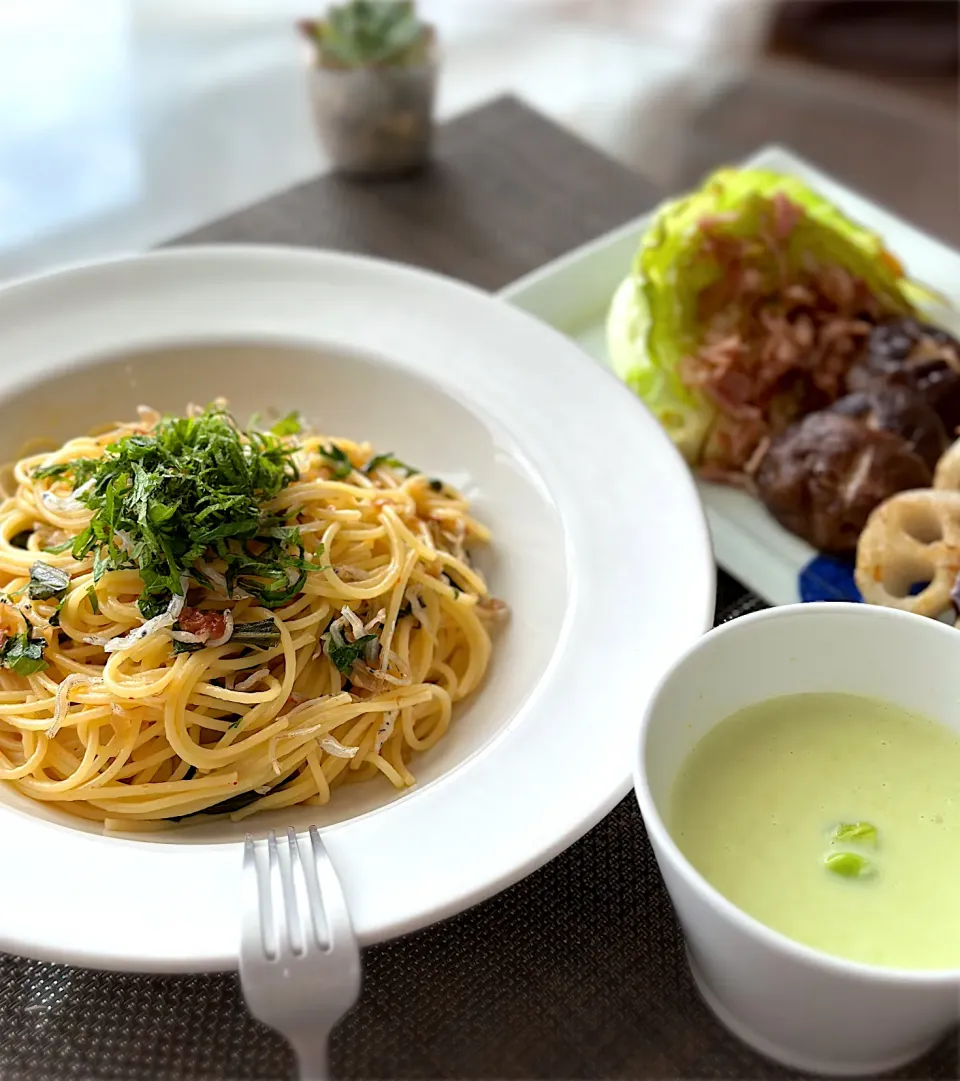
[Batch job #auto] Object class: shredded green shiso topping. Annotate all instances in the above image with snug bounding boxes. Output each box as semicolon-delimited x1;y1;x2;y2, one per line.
34;405;322;613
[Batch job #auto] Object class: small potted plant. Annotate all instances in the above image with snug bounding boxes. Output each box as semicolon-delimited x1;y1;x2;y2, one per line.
299;0;437;177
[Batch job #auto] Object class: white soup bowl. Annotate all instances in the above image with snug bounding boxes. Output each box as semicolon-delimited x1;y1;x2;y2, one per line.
635;602;960;1076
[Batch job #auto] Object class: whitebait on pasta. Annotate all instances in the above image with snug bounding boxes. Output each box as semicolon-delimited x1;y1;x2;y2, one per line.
0;403;503;828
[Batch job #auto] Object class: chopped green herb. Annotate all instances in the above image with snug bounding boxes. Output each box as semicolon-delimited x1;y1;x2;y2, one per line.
37;458;99;488
31;462;71;480
1;631;48;677
187;788;265;815
47;601;64;628
27;561;70;601
170;618;280;656
263;524;303;546
170;772;296;819
364;451;418;477
271;411;303;437
172;638;204;655
832;822;878;847
231;619;281;650
43;538;75;555
325;624;377;673
824;851;874;879
319;443;354;480
230;544;324;607
49;406;311;611
138;594;168;620
92;547;111;584
85;586;101;616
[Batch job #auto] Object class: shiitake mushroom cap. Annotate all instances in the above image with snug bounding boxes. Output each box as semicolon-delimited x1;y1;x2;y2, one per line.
756;410;932;552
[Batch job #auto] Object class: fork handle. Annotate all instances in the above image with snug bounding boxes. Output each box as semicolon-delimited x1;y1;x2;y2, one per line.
292;1035;330;1081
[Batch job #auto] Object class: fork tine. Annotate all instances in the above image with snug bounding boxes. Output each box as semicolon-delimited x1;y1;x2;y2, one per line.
241;835;263;958
240;826;360;1081
263;831;281;960
268;829;298;958
282;827;309;956
242;833;277;961
295;828;328;950
307;827;355;950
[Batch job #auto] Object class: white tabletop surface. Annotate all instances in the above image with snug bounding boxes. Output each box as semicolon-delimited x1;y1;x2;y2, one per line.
0;0;767;283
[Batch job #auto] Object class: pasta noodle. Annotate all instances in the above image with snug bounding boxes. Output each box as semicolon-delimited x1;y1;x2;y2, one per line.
0;404;504;829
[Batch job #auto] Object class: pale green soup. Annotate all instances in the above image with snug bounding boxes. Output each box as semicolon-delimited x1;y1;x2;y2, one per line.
670;693;960;969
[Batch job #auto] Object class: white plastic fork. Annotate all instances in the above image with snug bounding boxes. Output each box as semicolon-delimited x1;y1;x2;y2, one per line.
240;827;361;1081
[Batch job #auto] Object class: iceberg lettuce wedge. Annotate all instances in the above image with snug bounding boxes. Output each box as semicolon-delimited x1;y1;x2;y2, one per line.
606;167;941;465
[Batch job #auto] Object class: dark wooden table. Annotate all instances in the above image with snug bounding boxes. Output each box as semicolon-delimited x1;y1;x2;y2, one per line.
676;61;960;248
0;95;954;1081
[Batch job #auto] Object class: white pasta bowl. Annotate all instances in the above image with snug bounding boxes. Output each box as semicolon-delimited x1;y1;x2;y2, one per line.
0;246;713;971
635;603;960;1077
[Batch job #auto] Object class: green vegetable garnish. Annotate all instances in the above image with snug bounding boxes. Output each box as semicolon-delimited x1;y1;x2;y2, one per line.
137;594;168;620
1;631;48;677
824;851;875;879
325;623;376;673
183;787;269;816
171;618;280;656
30;462;72;481
832;822;878;846
230;619;282;650
364;452;418;477
319;444;354;480
270;412;303;437
170;771;296;820
44;405;321;612
43;538;75;555
27;561;70;601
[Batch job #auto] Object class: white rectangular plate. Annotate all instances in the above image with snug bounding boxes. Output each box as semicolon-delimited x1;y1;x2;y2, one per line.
500;145;960;605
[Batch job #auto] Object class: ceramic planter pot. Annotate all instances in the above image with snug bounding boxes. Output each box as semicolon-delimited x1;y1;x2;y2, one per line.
308;42;437;177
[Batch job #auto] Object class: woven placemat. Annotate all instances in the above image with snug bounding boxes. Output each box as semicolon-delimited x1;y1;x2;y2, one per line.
1;96;955;1081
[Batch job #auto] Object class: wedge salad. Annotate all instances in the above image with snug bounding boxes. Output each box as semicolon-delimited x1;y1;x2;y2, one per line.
607;167;960;553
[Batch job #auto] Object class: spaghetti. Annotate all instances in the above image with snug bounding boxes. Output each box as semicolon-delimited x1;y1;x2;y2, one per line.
0;404;503;829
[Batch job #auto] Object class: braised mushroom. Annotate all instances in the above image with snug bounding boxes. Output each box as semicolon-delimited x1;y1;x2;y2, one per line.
756;411;932;552
829;384;947;471
847;318;960;432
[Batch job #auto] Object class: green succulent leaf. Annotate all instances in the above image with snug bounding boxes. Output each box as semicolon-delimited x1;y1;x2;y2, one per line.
315;0;429;68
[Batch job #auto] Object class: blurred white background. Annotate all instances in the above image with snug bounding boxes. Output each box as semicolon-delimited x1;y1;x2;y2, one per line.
0;0;774;280
1;0;956;282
